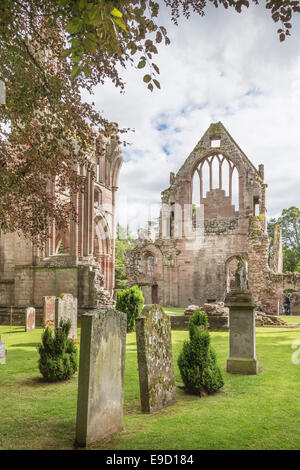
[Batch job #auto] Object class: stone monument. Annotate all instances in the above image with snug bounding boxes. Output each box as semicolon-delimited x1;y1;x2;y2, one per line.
25;307;35;332
55;293;77;339
43;296;56;328
75;307;127;447
136;305;176;413
0;336;6;364
226;257;258;374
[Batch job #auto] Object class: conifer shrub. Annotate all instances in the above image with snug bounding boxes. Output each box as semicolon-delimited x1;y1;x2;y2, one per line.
116;285;144;332
38;320;78;382
178;309;224;395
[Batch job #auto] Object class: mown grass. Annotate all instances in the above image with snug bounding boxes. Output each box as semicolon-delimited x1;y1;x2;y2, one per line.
163;307;185;315
162;308;300;324
1;325;300;450
281;315;300;324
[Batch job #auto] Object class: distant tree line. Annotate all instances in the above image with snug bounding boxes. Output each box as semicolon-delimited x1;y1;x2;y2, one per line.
268;206;300;272
115;223;135;289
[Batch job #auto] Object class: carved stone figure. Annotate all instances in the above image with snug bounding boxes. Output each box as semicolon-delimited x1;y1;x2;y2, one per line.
235;256;249;292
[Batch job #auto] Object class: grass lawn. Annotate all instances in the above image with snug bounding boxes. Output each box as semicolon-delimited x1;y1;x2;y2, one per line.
163;308;300;325
281;315;300;324
1;324;300;450
163;307;185;315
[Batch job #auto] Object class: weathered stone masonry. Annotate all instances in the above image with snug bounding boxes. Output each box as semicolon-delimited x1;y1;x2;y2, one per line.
0;129;122;325
126;122;300;314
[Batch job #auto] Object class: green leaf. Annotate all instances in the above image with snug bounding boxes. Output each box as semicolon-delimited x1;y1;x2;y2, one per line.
71;65;81;78
137;60;146;69
83;65;92;78
113;17;128;32
147;83;154;92
143;74;151;83
66;19;82;34
153;79;160;89
111;8;123;18
83;37;97;54
61;48;72;59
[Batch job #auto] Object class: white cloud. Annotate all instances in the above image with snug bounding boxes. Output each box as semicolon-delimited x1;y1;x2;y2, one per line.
85;3;300;233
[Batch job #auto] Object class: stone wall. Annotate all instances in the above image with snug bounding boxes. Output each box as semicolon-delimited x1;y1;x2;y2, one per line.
0;131;122;325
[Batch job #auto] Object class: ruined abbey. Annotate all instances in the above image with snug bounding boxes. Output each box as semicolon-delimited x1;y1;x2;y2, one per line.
0;129;122;325
125;122;300;314
1;121;299;325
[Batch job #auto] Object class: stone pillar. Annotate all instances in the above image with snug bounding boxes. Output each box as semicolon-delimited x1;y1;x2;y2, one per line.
226;291;258;375
70;191;79;259
78;186;84;257
75;307;127;447
88;167;94;255
270;224;283;274
83;170;90;256
111;186;118;292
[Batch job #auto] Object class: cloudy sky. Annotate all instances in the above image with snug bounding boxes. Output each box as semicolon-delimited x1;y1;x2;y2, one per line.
86;2;300;235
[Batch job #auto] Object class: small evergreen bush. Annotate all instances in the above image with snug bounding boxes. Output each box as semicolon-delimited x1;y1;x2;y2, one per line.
178;309;224;395
116;285;144;332
38;320;78;382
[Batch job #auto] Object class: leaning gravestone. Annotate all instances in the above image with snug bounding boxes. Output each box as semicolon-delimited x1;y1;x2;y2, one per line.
136;305;176;413
75;307;127;447
55;293;77;340
0;336;6;364
43;296;56;328
25;307;35;332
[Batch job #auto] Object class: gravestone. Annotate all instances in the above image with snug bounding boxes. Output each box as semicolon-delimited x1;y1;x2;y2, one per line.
55;293;77;339
226;290;259;374
25;307;35;332
75;307;127;447
0;336;6;364
136;304;176;413
43;296;56;328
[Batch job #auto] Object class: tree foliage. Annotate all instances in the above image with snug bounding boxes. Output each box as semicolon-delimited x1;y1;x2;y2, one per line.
116;284;144;332
178;309;224;395
1;1;300;241
268;206;300;272
115;223;135;289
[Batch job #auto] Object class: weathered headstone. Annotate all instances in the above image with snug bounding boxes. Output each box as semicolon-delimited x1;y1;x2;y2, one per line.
55;293;77;339
0;336;6;364
75;307;127;447
25;307;35;332
226;291;259;374
43;296;56;328
136;304;176;413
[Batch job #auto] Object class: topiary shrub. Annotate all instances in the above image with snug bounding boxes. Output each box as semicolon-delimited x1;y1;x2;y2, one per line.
38;319;78;382
116;285;144;332
178;309;224;395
